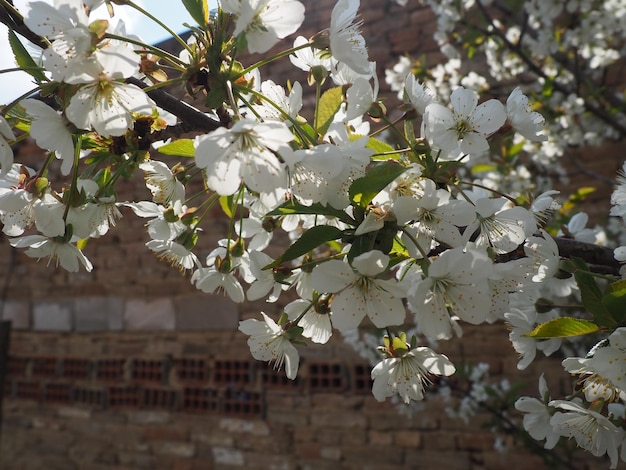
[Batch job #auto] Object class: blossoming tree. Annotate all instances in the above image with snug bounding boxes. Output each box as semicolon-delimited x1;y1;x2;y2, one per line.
0;0;625;467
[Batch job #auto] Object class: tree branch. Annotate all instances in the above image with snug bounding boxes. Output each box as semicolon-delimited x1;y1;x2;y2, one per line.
0;2;47;49
127;78;222;134
0;4;223;135
474;0;626;138
554;236;621;276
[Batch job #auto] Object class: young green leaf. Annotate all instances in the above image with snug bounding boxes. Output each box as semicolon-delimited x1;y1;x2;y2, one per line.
157;139;195;158
349;161;406;208
219;195;234;219
571;257;617;327
524;317;601;339
266;225;343;269
366;137;396;159
8;30;47;83
315;86;343;137
602;278;626;325
266;200;354;225
181;0;209;26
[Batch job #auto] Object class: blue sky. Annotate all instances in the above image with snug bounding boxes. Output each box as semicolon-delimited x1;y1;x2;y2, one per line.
0;0;197;104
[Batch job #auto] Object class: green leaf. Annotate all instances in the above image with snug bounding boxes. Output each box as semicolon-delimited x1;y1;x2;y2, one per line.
349;161;406;208
315;86;343;137
571;257;617;327
181;0;209;26
504;140;525;159
470;163;497;174
347;235;372;263
602;279;626;325
157;139;195;158
525;317;601;339
219;195;234;218
389;236;409;258
266;225;343;268
267;200;353;225
8;30;47;83
367;137;396;159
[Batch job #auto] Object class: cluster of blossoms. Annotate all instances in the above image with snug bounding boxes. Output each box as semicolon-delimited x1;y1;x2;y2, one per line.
0;0;625;466
386;0;626;190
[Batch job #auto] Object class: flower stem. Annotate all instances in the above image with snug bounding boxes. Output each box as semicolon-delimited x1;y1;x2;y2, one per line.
120;1;193;57
1;86;41;116
62;136;83;222
401;227;431;262
103;33;186;69
234;42;314;80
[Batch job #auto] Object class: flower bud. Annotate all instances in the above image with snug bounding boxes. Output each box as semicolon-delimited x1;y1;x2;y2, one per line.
309;31;329;50
32;177;49;198
163;206;179;223
230;238;246;257
180;207;199;226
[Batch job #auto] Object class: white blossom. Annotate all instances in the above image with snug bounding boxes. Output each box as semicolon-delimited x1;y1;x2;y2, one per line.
371;346;455;404
407;247;492;340
329;0;371;75
285;298;332;344
514;375;560;449
562;328;626;402
238;312;300;379
506;87;547;142
139;160;185;205
424;86;506;158
65;46;155;137
0;117;15;177
550;399;624;468
10;234;93;272
221;0;305;54
21;99;75;176
194;119;292;196
310;250;407;331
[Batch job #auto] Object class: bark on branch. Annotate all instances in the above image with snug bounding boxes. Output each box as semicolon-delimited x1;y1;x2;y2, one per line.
0;5;222;135
126;78;221;134
554;236;621;276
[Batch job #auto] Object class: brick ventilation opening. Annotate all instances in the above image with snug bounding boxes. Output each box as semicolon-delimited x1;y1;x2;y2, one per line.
143;388;179;410
61;359;91;379
182;387;218;413
32;357;58;377
132;360;165;384
96;359;125;381
5;356;377;414
74;387;105;408
15;381;40;401
175;359;207;383
352;363;374;394
3;380;12;397
7;357;28;377
308;362;345;392
44;383;73;403
213;360;251;386
108;386;141;408
261;363;301;390
223;388;262;417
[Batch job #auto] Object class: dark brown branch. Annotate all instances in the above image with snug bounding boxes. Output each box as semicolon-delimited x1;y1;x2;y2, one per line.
0;4;223;135
0;3;48;49
554;236;621;276
127;78;222;134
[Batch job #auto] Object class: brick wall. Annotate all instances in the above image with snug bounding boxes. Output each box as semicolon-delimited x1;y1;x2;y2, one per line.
0;1;620;469
0;328;587;470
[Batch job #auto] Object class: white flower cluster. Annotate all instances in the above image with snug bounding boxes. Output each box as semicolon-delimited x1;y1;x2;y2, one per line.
0;1;625;465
